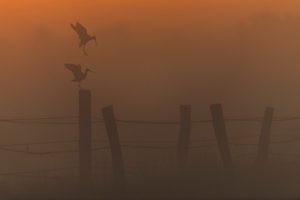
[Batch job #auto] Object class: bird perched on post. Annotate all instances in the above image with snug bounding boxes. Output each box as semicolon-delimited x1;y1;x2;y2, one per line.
71;22;97;56
65;64;94;88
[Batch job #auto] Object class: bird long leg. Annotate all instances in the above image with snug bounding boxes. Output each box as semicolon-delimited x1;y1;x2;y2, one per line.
78;82;81;89
83;45;88;56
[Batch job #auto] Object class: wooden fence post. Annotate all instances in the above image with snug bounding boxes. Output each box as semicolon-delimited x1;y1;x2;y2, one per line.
78;89;92;192
176;105;192;177
102;106;126;191
255;107;274;170
210;104;234;178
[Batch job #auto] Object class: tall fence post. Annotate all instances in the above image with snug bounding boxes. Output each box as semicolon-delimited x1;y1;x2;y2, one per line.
78;89;92;193
176;105;192;178
102;105;125;191
210;104;234;178
255;107;274;170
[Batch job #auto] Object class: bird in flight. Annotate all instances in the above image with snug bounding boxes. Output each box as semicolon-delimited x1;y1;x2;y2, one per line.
65;64;94;88
71;22;97;56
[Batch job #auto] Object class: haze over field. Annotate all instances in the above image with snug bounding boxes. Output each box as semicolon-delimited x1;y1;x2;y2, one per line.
0;0;300;119
1;0;300;199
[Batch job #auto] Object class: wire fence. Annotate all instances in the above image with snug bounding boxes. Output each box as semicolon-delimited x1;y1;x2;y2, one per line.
0;115;300;182
1;115;300;125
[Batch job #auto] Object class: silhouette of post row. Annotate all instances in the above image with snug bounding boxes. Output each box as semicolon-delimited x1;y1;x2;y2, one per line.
255;107;274;171
75;90;277;192
78;89;92;193
102;105;126;192
176;105;192;180
210;104;235;178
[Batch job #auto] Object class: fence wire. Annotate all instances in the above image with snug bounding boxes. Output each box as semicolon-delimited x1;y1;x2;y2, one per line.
1;115;300;125
0;114;300;182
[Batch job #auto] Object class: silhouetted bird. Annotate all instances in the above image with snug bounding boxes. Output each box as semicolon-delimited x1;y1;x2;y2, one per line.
71;22;97;56
65;64;94;88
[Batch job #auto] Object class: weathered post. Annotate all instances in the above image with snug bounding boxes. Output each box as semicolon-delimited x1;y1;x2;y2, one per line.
78;89;92;193
255;107;274;170
176;105;192;178
102;105;125;191
210;104;234;178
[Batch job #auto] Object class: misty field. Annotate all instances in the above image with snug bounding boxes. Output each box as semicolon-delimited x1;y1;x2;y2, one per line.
0;98;299;200
3;0;300;199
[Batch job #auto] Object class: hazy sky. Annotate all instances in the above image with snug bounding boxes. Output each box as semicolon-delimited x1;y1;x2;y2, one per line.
2;1;300;190
1;0;300;120
2;2;300;197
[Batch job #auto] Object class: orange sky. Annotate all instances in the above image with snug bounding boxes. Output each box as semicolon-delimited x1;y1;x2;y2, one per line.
2;0;300;181
1;0;300;119
0;0;298;50
1;0;300;34
0;0;298;51
0;0;299;43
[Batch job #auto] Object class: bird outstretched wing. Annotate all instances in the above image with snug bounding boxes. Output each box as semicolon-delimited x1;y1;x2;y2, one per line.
65;64;82;80
71;22;87;36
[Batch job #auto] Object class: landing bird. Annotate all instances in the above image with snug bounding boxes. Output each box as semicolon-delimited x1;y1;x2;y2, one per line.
65;64;94;88
71;22;97;56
